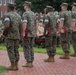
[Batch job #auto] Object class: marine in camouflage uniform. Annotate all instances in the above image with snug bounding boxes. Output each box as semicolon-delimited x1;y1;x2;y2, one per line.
21;1;36;67
71;3;76;57
3;3;21;70
59;3;72;59
43;6;56;62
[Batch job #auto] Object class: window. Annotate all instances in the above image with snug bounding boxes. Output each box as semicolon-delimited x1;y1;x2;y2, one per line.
4;0;6;5
0;0;2;5
8;0;12;3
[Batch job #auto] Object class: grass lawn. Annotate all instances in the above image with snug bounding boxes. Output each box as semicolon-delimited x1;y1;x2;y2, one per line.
0;66;6;73
0;44;74;55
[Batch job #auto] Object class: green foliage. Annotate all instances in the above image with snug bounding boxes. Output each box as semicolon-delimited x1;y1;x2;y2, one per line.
15;0;76;12
0;24;3;27
15;0;24;10
0;44;74;55
0;66;6;73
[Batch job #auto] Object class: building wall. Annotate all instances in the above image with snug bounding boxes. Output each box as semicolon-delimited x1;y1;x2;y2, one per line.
0;0;14;19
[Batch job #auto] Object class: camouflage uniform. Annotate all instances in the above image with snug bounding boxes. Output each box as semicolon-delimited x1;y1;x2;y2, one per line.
71;3;76;54
44;8;56;57
60;10;71;53
22;10;36;62
54;11;61;47
3;11;21;63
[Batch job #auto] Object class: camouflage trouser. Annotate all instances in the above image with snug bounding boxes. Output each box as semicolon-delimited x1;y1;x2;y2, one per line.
72;31;76;52
60;32;71;53
56;33;60;46
45;35;56;56
5;39;20;63
22;38;34;62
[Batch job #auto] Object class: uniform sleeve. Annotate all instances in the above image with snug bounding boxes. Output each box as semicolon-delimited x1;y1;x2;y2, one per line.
60;12;65;21
3;15;11;28
22;13;28;23
43;15;49;24
19;16;23;35
72;12;76;21
35;16;39;23
57;18;61;23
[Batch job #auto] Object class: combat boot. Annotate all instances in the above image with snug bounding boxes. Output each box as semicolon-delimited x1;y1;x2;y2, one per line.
6;62;18;71
22;62;33;67
44;56;55;62
60;52;70;59
15;62;18;70
70;52;76;57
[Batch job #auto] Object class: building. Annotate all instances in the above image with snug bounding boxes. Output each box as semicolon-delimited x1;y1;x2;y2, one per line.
0;0;14;19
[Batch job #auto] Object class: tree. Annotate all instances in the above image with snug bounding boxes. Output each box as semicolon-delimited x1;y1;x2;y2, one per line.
15;0;76;12
15;0;24;10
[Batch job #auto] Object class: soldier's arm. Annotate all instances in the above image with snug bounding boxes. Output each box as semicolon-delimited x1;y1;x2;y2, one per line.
43;15;49;26
19;17;22;36
2;15;11;36
71;12;76;31
59;12;64;29
21;13;28;36
43;15;51;36
22;13;28;31
3;15;11;30
35;16;39;36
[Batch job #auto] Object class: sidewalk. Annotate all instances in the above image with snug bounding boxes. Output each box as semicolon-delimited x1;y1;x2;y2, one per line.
0;50;76;75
